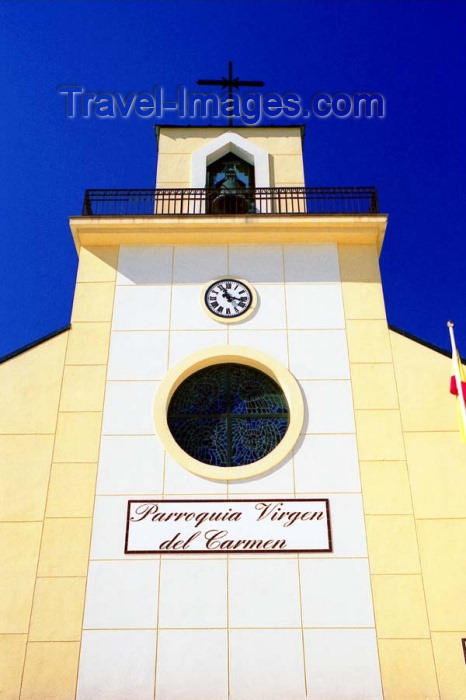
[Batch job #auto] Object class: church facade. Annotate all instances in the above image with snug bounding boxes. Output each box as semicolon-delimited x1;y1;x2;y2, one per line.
1;126;466;699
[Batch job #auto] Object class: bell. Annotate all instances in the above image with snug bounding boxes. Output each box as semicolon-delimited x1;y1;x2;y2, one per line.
211;164;250;214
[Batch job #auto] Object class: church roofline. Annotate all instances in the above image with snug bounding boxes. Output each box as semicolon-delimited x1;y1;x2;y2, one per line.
0;324;71;365
388;324;463;362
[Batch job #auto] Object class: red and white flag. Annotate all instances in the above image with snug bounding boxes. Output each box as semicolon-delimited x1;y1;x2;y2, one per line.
448;322;466;443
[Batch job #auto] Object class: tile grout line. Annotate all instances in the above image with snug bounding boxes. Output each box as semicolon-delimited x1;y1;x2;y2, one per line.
296;556;309;697
49;624;385;632
336;243;385;699
73;248;120;700
226;553;231;699
154;245;175;698
18;326;71;700
227;244;230;502
282;245;297;501
387;328;442;699
153;556;163;699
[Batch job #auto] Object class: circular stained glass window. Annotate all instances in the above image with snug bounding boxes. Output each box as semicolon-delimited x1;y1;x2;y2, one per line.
167;363;289;467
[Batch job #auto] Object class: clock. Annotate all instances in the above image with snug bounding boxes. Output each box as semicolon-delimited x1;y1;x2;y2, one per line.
203;278;256;323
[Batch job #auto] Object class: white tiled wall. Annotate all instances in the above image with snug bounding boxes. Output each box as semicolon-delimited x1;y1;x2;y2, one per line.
230;629;306;700
113;286;171;330
97;435;164;494
299;559;374;627
77;244;382;699
84;560;159;628
294;434;360;493
107;331;169;380
78;629;156;700
228;559;301;627
304;629;382;699
288;329;350;379
156;630;228;700
158;560;227;628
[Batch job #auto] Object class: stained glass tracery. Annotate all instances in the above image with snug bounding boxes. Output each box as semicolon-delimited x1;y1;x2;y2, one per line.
167;363;289;467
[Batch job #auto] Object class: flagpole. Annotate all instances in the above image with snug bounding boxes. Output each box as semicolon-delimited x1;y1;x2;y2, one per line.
447;321;466;433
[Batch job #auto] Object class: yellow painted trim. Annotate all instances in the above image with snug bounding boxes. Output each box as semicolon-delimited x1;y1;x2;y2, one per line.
200;278;258;325
154;346;303;481
69;215;388;251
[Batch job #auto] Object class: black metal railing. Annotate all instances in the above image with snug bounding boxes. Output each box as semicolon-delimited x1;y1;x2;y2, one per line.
82;187;379;217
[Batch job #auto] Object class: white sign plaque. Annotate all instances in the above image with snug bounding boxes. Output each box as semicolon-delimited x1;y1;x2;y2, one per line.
125;499;332;554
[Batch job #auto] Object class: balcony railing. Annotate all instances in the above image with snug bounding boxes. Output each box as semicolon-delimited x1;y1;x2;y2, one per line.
82;187;379;217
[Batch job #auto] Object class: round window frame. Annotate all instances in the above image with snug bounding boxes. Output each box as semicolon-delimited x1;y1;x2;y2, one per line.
154;346;304;482
201;278;258;325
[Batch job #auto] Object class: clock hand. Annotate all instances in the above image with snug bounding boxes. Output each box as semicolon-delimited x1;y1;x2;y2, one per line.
218;283;247;304
218;284;231;300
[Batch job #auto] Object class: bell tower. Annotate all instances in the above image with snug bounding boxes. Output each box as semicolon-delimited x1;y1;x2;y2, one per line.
67;125;394;700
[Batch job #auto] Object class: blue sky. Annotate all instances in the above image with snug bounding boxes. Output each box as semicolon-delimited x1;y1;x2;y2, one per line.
1;0;465;358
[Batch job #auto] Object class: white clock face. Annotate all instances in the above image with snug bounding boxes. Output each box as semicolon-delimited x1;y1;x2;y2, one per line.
204;279;253;319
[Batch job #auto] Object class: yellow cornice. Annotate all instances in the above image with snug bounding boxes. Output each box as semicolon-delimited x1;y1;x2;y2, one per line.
69;214;388;253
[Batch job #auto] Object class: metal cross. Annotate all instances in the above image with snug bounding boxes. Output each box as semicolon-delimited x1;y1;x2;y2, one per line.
197;61;265;127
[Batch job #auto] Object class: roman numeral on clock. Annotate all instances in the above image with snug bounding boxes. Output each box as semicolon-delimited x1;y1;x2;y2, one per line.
204;279;253;320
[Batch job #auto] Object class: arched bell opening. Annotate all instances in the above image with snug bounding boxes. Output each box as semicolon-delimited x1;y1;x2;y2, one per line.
206;152;255;214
